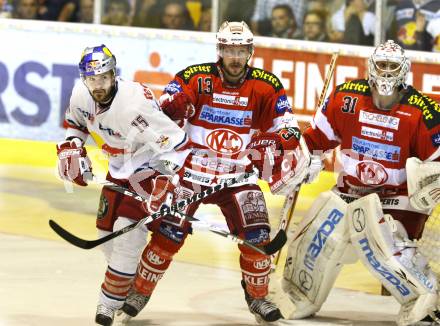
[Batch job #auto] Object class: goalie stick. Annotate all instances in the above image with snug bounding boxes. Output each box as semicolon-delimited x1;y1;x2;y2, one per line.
271;51;339;270
50;170;283;253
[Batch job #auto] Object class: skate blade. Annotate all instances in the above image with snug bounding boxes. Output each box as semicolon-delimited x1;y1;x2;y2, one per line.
254;314;279;325
114;310;132;325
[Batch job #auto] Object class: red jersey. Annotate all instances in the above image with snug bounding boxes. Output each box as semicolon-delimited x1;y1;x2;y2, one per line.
305;79;440;202
164;61;298;186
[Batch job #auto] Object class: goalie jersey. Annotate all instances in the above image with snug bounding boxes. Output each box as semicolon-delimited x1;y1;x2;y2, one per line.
64;78;188;179
305;79;440;201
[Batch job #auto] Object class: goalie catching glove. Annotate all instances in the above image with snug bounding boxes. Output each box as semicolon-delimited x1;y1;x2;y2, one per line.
159;92;195;126
407;157;440;211
56;138;92;186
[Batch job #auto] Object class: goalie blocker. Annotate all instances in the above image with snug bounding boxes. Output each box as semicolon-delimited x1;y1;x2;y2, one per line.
281;191;439;325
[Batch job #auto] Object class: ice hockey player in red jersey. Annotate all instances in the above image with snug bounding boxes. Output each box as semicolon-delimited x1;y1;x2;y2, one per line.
56;44;190;326
118;21;309;324
281;40;440;325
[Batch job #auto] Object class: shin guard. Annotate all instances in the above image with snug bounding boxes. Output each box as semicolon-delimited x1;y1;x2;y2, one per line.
240;239;272;299
133;232;183;296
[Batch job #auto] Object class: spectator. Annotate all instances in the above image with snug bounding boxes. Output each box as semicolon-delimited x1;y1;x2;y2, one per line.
102;0;131;26
251;0;306;36
77;0;93;23
0;0;13;17
389;0;440;51
302;9;329;42
330;0;375;45
427;16;440;52
221;0;256;28
132;0;162;28
37;0;78;21
13;0;39;19
198;5;211;31
270;4;300;38
161;0;194;30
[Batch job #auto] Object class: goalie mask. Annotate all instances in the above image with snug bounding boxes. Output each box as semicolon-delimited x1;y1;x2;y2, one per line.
216;21;254;61
79;44;117;104
368;40;410;96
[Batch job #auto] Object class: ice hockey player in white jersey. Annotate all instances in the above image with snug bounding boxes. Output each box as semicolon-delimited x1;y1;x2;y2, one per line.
56;44;190;326
281;40;440;325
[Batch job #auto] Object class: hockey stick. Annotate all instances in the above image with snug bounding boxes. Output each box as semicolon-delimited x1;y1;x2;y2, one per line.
49;170;255;249
73;176;286;255
271;51;339;270
173;211;287;255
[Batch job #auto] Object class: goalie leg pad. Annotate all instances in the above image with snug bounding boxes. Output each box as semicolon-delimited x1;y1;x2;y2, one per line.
281;191;349;319
347;193;438;325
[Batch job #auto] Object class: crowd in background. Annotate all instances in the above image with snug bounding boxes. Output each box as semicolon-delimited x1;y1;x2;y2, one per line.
1;0;439;52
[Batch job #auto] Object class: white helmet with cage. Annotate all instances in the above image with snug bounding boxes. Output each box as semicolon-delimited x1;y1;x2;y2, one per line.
368;40;411;96
216;21;254;60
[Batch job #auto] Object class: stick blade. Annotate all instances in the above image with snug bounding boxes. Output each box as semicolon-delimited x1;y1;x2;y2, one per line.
263;229;287;255
49;219;100;249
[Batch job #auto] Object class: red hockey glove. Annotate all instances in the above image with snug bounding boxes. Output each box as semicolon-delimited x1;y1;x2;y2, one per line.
56;138;92;186
145;175;178;213
159;92;195;122
246;127;301;181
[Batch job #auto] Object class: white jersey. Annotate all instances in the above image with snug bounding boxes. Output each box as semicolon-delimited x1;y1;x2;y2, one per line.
64;78;188;179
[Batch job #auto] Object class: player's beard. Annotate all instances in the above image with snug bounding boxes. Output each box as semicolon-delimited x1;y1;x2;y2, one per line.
92;89;111;103
223;61;246;81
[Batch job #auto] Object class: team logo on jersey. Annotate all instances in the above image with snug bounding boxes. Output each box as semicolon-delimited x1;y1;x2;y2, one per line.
156;135;170;149
338;81;369;94
250;68;282;91
199;105;252;127
213;93;249;106
164;80;183;94
77;108;95;122
356;161;388;186
206;128;243;154
432;132;440;147
99;123;123;138
275;95;292;114
406;93;440;129
359;110;400;130
352;137;400;162
361;126;394;142
182;64;212;81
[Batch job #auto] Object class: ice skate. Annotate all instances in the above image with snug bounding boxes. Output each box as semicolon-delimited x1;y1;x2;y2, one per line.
242;280;283;324
117;290;151;323
95;304;116;326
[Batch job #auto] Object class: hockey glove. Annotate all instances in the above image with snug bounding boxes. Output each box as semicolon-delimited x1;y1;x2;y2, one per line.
246;127;301;181
56;138;92;186
159;92;195;123
145;175;178;213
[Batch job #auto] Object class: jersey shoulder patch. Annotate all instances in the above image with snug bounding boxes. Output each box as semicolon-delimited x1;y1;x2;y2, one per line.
248;67;283;91
177;62;218;84
401;86;440;129
335;79;371;95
